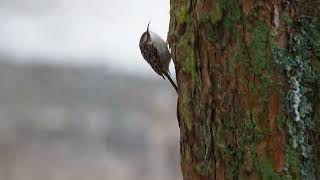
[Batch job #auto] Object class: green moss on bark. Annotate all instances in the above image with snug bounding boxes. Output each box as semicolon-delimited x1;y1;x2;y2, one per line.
177;5;188;24
177;30;197;80
210;2;223;24
181;91;193;131
250;22;270;75
222;0;241;35
259;156;281;180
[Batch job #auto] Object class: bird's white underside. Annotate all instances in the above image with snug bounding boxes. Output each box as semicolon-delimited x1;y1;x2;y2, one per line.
149;31;171;71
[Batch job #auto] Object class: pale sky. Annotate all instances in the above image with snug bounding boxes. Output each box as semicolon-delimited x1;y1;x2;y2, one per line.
0;0;171;73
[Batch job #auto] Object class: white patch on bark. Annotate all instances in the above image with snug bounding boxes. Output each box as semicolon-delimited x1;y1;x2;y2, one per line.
273;5;280;30
291;76;301;122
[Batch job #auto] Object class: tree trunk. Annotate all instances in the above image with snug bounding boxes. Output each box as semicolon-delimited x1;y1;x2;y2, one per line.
168;0;320;179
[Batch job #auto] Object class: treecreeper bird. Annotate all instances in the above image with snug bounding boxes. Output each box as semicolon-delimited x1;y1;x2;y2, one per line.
139;22;178;92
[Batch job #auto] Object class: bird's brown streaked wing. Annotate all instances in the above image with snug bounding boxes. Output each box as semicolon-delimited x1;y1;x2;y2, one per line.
142;43;164;78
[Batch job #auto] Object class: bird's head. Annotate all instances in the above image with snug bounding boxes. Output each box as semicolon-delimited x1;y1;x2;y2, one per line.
139;21;151;47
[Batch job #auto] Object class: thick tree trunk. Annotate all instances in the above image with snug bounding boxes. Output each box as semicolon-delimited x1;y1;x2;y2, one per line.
168;0;320;179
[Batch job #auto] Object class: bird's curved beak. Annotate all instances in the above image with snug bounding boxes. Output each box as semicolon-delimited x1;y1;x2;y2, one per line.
147;21;150;33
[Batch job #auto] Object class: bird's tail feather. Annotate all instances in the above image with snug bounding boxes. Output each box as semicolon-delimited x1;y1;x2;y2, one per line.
164;72;178;93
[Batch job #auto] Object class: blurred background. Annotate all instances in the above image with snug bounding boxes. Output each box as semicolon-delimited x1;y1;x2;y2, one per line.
0;0;181;180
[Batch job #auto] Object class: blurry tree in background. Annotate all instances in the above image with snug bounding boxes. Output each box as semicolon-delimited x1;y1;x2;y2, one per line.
168;0;320;179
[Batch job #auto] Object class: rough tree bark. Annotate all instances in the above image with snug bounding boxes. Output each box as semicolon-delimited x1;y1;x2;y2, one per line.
167;0;320;179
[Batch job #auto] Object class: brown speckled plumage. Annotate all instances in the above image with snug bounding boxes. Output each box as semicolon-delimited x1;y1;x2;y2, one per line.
139;22;178;92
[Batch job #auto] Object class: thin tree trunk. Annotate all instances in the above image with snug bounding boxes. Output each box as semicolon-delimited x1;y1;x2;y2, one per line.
168;0;320;179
